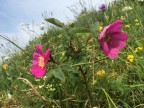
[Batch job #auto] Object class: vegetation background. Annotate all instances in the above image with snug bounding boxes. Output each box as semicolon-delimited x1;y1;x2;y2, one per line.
0;0;144;107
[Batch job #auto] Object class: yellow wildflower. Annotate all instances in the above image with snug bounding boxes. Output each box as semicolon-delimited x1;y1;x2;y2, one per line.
127;54;134;63
135;19;139;23
3;64;8;70
134;48;139;52
120;16;125;20
125;24;130;28
129;59;133;63
135;19;140;26
135;23;140;26
96;69;105;76
99;26;103;31
134;47;143;52
138;47;143;50
61;51;66;56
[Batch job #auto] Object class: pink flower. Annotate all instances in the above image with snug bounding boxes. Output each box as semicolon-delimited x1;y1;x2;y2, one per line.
98;20;128;59
31;44;51;78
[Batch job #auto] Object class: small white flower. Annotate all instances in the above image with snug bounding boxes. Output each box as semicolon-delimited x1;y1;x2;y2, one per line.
49;88;55;91
3;56;11;60
122;6;133;11
7;93;12;99
39;85;44;88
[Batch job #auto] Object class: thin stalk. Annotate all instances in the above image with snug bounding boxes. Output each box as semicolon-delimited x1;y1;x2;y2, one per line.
79;66;93;108
71;56;108;66
0;35;31;58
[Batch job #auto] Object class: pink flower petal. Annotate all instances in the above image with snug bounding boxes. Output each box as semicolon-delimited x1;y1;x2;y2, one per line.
32;53;40;65
112;32;128;41
31;65;46;78
110;38;126;49
117;41;126;49
108;20;122;32
44;49;51;63
99;26;109;40
36;44;43;55
32;60;39;65
108;48;118;59
33;52;40;60
101;39;110;54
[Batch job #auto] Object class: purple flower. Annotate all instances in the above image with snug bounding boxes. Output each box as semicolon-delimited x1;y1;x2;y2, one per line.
99;4;107;11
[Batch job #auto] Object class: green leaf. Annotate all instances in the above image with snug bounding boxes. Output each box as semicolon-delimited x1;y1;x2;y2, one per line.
69;27;90;34
52;69;65;81
91;22;99;32
45;70;54;85
69;23;75;27
60;64;73;72
45;18;64;28
101;88;117;108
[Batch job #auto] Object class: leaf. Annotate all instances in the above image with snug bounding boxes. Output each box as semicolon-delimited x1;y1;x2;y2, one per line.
52;69;65;81
91;22;99;32
69;23;75;27
45;70;54;85
45;18;64;28
60;64;73;72
101;88;117;108
69;27;90;34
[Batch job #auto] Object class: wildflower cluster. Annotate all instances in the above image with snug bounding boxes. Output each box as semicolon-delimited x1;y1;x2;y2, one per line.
31;20;128;78
96;69;105;76
134;46;143;52
125;24;130;28
127;54;134;62
135;19;140;26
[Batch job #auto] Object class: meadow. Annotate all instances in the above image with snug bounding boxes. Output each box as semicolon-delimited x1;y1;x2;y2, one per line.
0;0;144;107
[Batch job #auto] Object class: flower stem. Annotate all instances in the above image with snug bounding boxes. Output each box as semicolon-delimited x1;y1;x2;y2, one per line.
50;54;61;64
0;35;31;58
79;66;93;108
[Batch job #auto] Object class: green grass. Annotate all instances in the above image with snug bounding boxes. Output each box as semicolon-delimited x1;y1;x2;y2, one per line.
0;0;144;107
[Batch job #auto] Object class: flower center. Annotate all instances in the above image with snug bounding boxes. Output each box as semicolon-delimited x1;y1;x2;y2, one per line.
38;56;45;68
104;33;112;45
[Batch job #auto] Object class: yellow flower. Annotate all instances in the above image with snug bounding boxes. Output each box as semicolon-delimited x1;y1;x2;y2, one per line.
120;16;125;20
125;24;130;28
135;19;139;23
129;58;133;63
138;47;143;50
61;51;66;56
96;69;105;76
135;23;140;26
134;19;141;26
127;54;134;59
134;48;139;52
127;54;134;62
99;26;103;31
3;64;8;70
134;47;143;52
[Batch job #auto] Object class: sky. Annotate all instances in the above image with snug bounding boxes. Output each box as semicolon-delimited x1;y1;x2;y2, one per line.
0;0;114;57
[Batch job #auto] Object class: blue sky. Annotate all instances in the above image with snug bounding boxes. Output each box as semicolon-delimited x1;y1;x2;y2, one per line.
0;0;114;57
